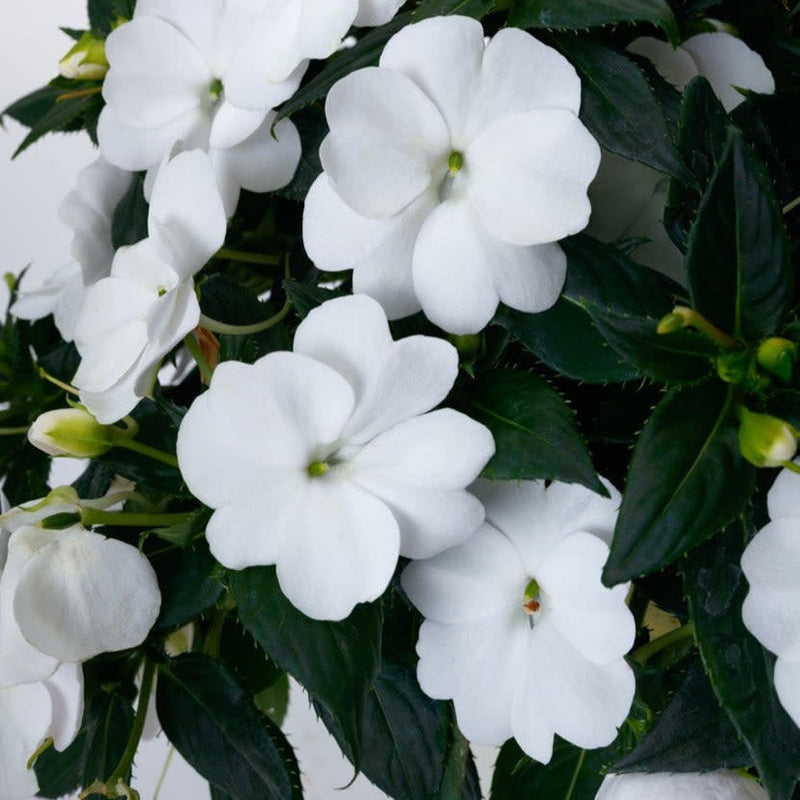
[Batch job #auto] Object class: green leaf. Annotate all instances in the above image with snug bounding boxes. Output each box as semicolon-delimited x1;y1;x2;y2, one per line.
414;0;495;20
150;506;212;548
588;310;716;382
614;659;751;773
686;127;793;343
604;381;755;585
493;235;677;383
509;0;679;45
685;521;800;800
490;737;617;800
554;37;691;182
275;13;411;122
36;689;134;798
462;368;605;494
88;0;131;33
156;653;302;800
318;658;453;800
230;565;383;761
275;106;326;203
282;278;347;319
664;77;729;253
110;173;149;249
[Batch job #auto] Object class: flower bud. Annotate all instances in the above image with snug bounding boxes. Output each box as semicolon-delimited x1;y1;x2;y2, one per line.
738;407;798;468
58;32;109;80
28;408;113;458
756;337;798;384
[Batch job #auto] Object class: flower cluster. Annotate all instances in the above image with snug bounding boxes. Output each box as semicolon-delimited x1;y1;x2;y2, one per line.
1;2;794;798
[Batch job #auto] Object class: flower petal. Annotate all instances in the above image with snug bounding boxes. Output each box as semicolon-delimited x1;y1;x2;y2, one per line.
379;15;484;145
148;150;227;279
302;174;430;319
627;36;699;90
44;662;84;752
596;771;769;800
774;657;800;729
467;27;582;140
13;525;161;662
103;17;210;128
537;532;634;663
0;682;50;799
275;479;400;620
741;519;800;660
491;241;566;314
401;523;526;625
766;462;800;521
411;200;500;334
467;109;600;245
681;32;775;112
354;0;404;26
321;67;449;218
208;101;267;150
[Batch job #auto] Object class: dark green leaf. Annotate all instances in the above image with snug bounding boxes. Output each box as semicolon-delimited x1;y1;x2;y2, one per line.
509;0;679;45
665;78;730;253
36;689;134;797
604;381;755;584
555;37;691;182
490;737;617;800
687;127;793;342
283;278;347;319
152;539;224;633
319;658;452;800
685;521;800;800
111;173;149;249
462;368;605;494
231;565;382;761
494;235;677;383
614;659;751;773
1;443;50;507
275;13;411;122
150;506;211;548
275;106;327;203
414;0;495;20
588;310;716;382
2;85;67;127
88;0;130;33
157;653;302;800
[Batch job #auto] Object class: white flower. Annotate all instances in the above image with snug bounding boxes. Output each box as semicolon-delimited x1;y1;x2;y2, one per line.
73;149;226;423
587;31;774;280
595;771;768;800
401;478;635;762
11;158;132;341
27;408;113;459
741;463;800;726
354;0;404;26
97;0;302;215
0;523;161;688
0;663;83;800
303;15;600;335
177;294;495;620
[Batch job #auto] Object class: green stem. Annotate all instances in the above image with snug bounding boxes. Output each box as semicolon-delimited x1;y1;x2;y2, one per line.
56;86;102;103
106;659;156;790
108;430;180;468
153;746;176;800
215;247;281;266
0;426;29;436
781;460;800;476
38;366;79;395
632;621;695;665
199;298;291;336
203;603;230;658
658;306;739;350
183;333;214;383
783;195;800;215
82;508;191;528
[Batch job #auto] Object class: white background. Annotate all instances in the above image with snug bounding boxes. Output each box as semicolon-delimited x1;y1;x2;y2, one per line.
0;3;496;798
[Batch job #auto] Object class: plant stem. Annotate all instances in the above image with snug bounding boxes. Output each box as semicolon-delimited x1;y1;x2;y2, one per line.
153;746;176;800
56;86;102;102
38;366;80;395
183;332;214;383
632;621;695;664
199;298;292;336
781;460;800;476
105;659;156;790
0;426;29;436
658;306;739;350
81;508;192;528
215;247;281;266
108;430;180;468
783;195;800;215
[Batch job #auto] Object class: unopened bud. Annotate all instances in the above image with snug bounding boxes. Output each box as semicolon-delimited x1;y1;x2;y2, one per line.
28;408;113;458
738;407;798;468
757;337;798;384
59;32;108;80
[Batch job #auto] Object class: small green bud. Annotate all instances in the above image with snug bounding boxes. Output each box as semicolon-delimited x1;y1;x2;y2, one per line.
756;337;798;384
59;32;109;80
738;407;798;468
656;312;686;335
28;408;114;458
716;350;750;384
448;333;482;360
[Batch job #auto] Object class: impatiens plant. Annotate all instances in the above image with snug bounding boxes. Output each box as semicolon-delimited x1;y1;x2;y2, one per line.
1;0;800;798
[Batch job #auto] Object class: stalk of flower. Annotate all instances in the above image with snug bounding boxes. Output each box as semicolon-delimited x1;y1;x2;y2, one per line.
401;477;635;762
97;0;303;215
177;293;495;620
72;148;227;423
303;15;600;334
